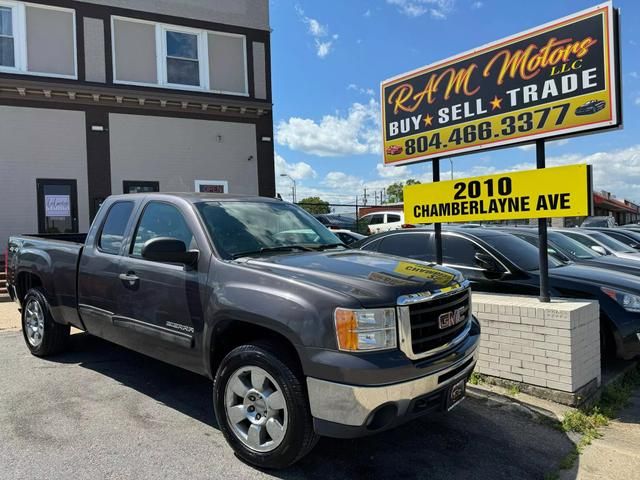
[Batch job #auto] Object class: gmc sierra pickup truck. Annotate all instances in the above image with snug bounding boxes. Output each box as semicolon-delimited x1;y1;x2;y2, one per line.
6;193;479;468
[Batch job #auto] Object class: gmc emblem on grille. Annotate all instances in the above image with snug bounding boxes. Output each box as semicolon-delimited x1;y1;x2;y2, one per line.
438;306;466;330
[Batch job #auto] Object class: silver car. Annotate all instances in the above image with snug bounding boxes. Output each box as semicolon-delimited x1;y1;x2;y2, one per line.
553;228;640;262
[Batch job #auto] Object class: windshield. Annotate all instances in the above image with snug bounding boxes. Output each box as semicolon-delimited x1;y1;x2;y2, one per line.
195;201;343;259
586;231;636;253
548;232;599;259
483;234;563;271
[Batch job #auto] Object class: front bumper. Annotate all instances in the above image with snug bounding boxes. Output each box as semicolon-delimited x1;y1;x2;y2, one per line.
307;344;478;438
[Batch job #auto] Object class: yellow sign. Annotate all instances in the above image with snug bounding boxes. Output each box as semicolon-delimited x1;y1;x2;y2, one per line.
404;164;593;223
393;261;456;284
381;2;620;165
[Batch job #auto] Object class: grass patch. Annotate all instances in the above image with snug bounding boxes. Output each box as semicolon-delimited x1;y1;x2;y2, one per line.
468;372;484;385
506;384;520;396
553;364;640;473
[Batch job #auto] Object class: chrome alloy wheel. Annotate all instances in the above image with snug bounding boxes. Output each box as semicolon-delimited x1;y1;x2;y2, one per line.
24;299;45;348
224;366;288;452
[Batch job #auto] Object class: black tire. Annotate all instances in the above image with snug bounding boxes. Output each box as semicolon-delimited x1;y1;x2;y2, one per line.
21;288;70;357
213;341;319;469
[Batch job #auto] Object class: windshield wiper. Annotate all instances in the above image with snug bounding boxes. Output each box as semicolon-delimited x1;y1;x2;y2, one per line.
231;245;314;259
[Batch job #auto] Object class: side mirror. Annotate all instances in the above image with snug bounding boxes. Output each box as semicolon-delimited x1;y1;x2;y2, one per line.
591;245;607;256
474;251;504;278
142;237;199;266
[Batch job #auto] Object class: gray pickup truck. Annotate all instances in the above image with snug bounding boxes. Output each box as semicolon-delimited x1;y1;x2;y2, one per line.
6;193;479;468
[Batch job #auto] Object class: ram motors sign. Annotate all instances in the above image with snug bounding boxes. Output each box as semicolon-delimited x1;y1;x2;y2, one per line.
404;164;593;224
381;2;620;166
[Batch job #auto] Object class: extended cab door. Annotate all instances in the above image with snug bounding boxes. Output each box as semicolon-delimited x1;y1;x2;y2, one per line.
114;200;209;373
78;200;138;337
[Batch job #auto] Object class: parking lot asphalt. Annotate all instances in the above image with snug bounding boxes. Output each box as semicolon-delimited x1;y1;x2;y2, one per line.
0;330;576;480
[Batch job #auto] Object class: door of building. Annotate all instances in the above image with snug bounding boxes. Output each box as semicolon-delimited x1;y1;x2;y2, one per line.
36;179;79;234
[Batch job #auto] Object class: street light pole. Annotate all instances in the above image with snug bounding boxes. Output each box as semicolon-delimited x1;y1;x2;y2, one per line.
279;173;297;203
449;158;454;180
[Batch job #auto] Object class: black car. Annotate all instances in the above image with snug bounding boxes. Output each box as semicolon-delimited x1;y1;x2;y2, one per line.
314;213;358;231
584;227;640;251
353;228;640;359
575;99;606;116
497;227;640;277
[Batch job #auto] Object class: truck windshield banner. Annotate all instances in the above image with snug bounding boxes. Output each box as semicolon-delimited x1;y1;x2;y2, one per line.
381;2;619;166
403;164;593;223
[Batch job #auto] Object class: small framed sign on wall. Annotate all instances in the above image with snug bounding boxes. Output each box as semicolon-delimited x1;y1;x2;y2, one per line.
195;180;228;193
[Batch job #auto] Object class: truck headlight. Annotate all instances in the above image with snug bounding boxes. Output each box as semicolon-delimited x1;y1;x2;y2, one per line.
334;307;397;352
601;287;640;313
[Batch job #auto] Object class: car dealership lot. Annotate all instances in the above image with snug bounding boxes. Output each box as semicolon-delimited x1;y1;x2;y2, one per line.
0;330;575;480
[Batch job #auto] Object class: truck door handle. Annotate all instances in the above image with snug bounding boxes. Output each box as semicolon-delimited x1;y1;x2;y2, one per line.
119;272;139;286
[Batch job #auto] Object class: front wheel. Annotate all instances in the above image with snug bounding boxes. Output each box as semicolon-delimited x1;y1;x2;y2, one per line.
21;288;70;357
213;341;319;469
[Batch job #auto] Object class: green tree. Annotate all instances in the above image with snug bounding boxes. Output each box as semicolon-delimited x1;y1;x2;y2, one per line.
298;196;330;214
385;179;421;203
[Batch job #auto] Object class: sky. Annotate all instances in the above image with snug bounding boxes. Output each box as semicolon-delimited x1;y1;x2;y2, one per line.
269;0;640;207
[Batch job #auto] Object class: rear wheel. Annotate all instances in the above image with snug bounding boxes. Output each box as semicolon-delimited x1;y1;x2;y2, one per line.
21;288;69;357
213;341;319;469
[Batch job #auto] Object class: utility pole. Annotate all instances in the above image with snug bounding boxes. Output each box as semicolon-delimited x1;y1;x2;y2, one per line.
363;188;368;206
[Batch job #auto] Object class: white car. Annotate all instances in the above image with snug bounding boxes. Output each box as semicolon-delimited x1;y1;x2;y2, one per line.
330;229;366;245
359;211;405;234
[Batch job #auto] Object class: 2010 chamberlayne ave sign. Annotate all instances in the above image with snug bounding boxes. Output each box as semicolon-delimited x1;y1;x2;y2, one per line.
381;2;620;166
403;164;593;224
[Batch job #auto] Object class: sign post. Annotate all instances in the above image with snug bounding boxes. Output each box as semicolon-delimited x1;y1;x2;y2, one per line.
536;140;550;302
432;158;443;264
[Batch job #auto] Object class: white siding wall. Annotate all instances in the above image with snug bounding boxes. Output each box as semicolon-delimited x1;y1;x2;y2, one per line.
0;107;89;244
108;114;258;195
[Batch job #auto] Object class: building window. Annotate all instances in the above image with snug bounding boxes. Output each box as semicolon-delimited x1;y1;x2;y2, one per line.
123;180;159;194
164;29;200;87
111;16;247;96
0;6;15;68
0;1;76;78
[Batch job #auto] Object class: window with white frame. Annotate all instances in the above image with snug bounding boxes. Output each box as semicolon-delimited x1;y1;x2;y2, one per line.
112;16;248;96
0;5;15;68
164;28;201;87
0;1;76;77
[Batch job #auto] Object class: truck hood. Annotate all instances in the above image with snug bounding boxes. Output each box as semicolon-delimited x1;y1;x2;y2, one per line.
239;250;462;308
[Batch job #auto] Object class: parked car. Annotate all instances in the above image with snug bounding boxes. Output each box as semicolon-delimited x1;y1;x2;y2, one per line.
553;228;640;261
385;145;403;155
314;213;358;231
581;216;617;228
497;227;640;277
359;211;405;234
6;193;479;469
331;229;366;245
353;228;640;360
584;227;640;251
575;99;606;116
621;223;640;231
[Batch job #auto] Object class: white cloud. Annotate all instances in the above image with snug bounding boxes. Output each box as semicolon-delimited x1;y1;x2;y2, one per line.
274;153;317;181
517;144;535;151
387;0;455;19
471;1;483;8
364;9;372;17
377;163;412;178
295;5;337;58
635;96;640;107
347;83;375;97
629;71;639;79
276;99;381;157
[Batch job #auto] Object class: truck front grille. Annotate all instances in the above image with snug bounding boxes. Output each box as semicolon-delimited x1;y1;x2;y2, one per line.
408;288;471;356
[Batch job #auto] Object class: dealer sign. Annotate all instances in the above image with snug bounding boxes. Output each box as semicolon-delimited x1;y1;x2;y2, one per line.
381;2;620;166
404;164;593;224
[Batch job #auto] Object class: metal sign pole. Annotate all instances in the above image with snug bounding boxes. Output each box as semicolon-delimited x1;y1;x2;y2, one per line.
536;140;550;303
433;158;443;265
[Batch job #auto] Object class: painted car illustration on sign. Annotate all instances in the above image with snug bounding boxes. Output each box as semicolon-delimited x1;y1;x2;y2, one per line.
575;99;606;116
385;145;403;155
